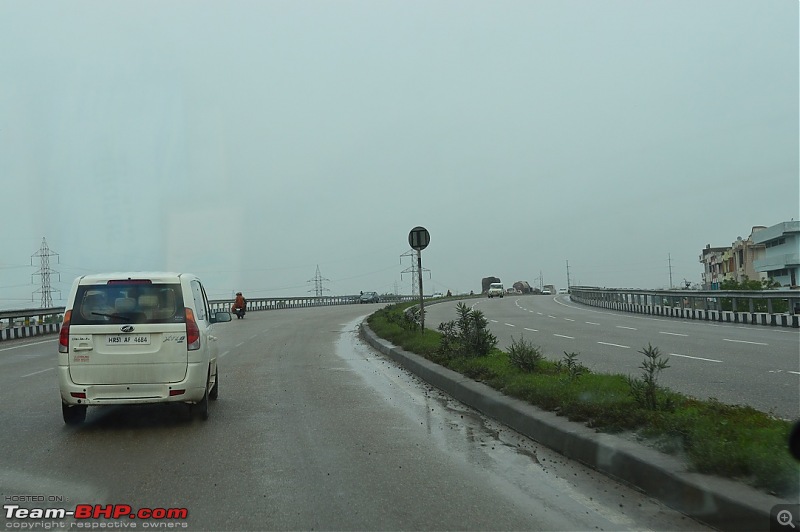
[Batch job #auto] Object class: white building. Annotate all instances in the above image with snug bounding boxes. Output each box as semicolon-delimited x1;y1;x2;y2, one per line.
751;221;800;288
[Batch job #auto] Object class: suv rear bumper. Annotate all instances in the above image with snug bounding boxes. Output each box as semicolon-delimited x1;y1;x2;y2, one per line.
58;362;208;405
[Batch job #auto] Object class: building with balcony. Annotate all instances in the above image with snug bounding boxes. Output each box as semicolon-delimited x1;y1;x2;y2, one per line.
699;226;769;289
699;245;728;290
751;221;800;288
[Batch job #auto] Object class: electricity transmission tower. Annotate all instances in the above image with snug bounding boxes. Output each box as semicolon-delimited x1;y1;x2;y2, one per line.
307;265;330;297
31;237;60;308
400;249;429;296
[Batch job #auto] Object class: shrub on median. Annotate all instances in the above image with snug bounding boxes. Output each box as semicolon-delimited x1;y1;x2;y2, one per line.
366;300;799;497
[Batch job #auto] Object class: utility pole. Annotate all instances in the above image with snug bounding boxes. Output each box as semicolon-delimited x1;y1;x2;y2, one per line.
539;270;544;290
400;249;429;297
31;237;60;308
307;265;330;297
566;260;571;288
668;253;674;289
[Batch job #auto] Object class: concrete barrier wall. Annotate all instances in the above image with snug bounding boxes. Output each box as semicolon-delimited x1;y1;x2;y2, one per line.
0;322;61;341
569;292;799;328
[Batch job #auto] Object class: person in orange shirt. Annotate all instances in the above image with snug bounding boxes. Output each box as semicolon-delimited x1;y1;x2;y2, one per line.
233;292;247;319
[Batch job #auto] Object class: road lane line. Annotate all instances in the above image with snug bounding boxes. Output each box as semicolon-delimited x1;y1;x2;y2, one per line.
504;323;516;327
524;328;538;332
723;339;768;346
787;371;800;376
21;368;54;378
598;342;630;349
537;312;543;315
586;322;600;325
219;350;230;358
490;320;499;323
0;339;56;352
659;331;688;337
616;326;637;331
554;334;574;339
669;353;722;363
548;315;557;319
564;318;575;322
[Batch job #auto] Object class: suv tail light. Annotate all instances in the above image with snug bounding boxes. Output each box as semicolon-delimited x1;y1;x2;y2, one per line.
59;310;71;353
185;307;200;351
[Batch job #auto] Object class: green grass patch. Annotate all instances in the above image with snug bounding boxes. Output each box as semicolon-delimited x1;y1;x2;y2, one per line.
366;302;799;497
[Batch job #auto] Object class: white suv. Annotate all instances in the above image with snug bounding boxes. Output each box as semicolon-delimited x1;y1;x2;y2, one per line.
58;272;231;425
487;283;504;298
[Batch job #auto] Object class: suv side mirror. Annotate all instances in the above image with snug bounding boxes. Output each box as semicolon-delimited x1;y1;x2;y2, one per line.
212;312;232;323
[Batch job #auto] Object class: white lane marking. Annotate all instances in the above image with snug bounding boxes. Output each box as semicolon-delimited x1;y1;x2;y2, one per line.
21;367;54;378
616;326;637;331
219;350;230;358
564;318;575;322
490;320;499;323
723;339;768;346
788;371;800;376
0;339;56;352
669;353;722;363
659;332;688;337
235;342;245;347
548;315;557;319
598;342;630;349
554;334;574;339
504;323;516;327
586;322;600;325
524;328;538;332
537;312;543;316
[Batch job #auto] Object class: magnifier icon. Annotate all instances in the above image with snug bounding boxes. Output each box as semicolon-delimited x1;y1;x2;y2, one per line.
778;510;796;528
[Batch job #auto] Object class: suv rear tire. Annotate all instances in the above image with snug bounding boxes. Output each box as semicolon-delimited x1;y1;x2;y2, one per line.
209;369;219;401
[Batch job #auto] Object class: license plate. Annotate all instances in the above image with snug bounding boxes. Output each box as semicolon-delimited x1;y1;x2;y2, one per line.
106;334;151;345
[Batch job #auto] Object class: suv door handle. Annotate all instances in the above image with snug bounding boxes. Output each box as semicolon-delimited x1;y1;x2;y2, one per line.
73;346;94;352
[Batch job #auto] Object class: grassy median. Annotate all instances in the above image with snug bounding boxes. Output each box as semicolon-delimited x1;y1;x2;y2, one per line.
367;301;799;498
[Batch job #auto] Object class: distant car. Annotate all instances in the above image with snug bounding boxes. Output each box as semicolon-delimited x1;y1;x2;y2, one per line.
541;289;552;295
431;293;444;298
58;272;232;425
359;291;380;303
487;283;504;298
558;288;568;294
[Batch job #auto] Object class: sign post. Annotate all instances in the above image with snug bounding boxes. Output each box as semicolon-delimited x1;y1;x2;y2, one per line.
408;226;430;332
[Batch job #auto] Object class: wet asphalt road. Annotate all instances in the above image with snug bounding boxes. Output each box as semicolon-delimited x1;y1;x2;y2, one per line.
0;304;708;530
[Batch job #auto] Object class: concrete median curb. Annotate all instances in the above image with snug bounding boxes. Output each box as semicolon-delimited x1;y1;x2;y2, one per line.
360;320;792;531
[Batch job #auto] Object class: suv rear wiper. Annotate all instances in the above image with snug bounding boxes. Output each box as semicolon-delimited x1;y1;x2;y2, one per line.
91;311;136;323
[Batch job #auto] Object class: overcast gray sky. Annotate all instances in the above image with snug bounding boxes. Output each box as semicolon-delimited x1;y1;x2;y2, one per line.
1;0;797;308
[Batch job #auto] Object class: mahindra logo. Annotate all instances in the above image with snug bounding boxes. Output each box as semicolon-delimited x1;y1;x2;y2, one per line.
120;325;135;333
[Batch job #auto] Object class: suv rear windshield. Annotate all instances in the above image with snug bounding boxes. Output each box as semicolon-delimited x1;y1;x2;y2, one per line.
70;282;186;325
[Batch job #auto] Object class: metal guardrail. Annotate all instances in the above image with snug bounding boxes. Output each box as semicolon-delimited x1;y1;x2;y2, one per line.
0;295;422;341
568;287;800;327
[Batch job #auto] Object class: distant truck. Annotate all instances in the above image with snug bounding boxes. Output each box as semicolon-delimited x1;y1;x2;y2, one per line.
542;284;556;295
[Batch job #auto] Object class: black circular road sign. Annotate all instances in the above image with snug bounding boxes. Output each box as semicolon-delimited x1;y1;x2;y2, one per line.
408;226;430;251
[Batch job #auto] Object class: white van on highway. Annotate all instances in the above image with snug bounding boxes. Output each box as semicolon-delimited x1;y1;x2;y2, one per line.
58;272;231;425
487;283;504;298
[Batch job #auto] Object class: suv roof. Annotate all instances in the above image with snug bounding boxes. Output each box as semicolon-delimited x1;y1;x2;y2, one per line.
76;271;190;284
